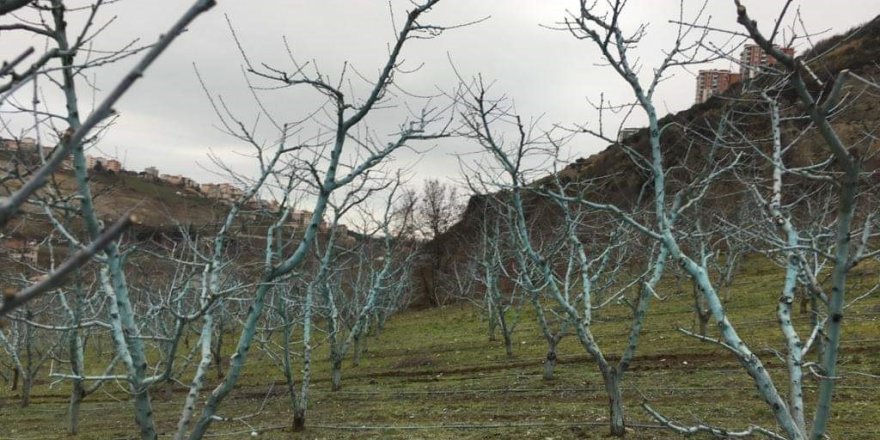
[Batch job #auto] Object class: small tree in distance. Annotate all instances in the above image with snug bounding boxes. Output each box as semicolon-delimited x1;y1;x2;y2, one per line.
416;178;462;306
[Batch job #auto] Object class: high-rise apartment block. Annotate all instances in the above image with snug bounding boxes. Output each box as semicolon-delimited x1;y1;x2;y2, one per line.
694;69;742;104
740;44;796;79
695;44;795;103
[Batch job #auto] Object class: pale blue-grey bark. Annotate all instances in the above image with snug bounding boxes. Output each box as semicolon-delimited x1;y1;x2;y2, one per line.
461;79;665;436
2;1;215;437
324;181;419;389
187;3;451;436
567;2;806;437
476;211;520;359
734;5;874;437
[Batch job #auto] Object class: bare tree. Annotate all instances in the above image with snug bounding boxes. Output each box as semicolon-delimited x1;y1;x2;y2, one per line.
417;178;462;306
459;76;660;436
0;2;215;438
322;178;420;390
472;204;523;359
549;1;880;438
733;5;880;437
180;1;464;435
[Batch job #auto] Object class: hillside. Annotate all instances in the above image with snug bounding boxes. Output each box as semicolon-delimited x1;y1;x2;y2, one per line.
420;14;880;306
553;14;880;193
3;255;879;439
0;157;245;240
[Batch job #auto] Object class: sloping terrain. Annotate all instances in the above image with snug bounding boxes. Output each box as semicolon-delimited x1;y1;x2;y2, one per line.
0;162;230;240
419;15;880;306
2;256;878;439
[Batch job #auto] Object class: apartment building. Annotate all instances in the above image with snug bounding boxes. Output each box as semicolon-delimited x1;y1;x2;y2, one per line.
694;69;742;104
740;44;796;79
694;44;795;104
200;182;244;202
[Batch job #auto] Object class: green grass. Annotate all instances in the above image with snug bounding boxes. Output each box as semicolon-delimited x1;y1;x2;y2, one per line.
2;257;879;439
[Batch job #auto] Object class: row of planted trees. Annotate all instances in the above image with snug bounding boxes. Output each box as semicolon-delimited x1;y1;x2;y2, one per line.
439;2;880;439
0;0;456;438
1;0;879;439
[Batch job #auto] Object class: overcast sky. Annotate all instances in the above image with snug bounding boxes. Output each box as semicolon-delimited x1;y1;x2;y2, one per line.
1;0;877;191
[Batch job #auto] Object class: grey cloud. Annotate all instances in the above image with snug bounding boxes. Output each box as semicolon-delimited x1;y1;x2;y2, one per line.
1;0;876;188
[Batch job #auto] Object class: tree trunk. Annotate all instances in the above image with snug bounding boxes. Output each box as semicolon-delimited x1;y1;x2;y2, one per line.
280;302;298;430
293;409;306;432
810;294;825;361
291;285;313;436
421;270;438;307
487;297;498;342
331;359;342;392
799;286;809;314
213;323;224;380
10;367;18;391
498;306;513;358
698;312;709;338
694;283;710;337
68;309;85;435
543;346;557;381
68;387;84;435
603;368;626;437
375;315;385;337
352;334;362;367
174;315;214;440
20;374;31;408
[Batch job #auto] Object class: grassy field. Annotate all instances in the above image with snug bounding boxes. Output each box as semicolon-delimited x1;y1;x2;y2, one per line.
2;257;879;439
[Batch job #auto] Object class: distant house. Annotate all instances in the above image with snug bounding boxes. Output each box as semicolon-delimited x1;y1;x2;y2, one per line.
200;182;244;202
331;224;356;246
160;174;199;190
87;155;108;171
2;138;73;170
2;137;37;151
85;155;124;173
285;210;330;231
265;199;280;213
332;224;349;236
105;159;122;173
617;127;640;143
144;166;159;177
1;238;39;265
244;198;282;212
288;210;313;230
